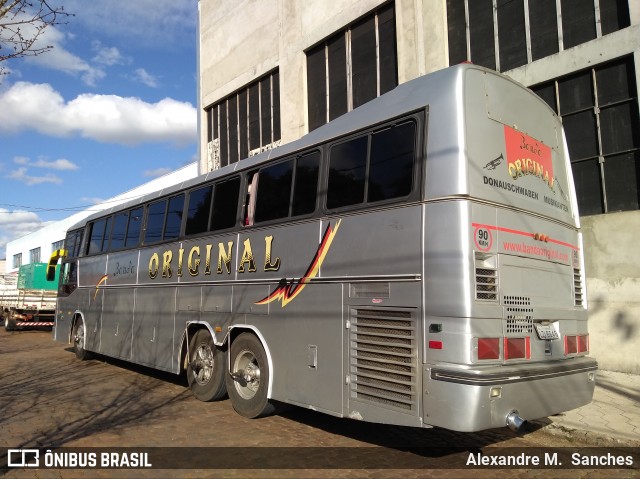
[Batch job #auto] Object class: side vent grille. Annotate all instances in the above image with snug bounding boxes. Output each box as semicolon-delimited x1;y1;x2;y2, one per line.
574;269;584;306
350;308;417;413
475;267;498;301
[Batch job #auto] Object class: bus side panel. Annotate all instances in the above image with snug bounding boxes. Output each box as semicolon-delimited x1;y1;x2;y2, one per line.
132;287;177;371
262;282;344;415
100;288;133;360
328;207;424;427
77;255;110;354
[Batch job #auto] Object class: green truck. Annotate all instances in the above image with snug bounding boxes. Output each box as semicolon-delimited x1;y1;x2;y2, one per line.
1;263;59;331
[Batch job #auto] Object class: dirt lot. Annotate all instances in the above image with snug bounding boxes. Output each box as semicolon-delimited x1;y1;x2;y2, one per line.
0;329;634;478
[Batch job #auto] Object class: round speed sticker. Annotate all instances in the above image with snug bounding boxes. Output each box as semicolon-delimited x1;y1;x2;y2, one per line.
474;226;493;251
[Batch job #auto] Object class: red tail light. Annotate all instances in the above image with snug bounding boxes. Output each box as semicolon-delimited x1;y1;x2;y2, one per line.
578;334;589;353
477;338;500;360
564;335;589;355
504;337;531;360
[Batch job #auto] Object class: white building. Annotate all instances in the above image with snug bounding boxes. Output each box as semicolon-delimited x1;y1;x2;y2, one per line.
5;162;198;274
198;0;640;372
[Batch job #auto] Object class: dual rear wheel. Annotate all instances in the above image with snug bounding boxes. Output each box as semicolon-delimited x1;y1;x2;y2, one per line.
188;330;274;418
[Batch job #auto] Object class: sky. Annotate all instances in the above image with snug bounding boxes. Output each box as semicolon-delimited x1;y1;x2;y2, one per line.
0;0;199;258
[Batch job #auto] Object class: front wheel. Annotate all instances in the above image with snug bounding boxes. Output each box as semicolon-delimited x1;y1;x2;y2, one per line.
186;329;227;401
72;319;91;360
226;333;275;418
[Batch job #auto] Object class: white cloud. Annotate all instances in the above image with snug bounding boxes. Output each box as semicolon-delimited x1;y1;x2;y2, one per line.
92;43;127;66
133;68;159;88
14;156;79;171
0;82;197;146
143;167;173;178
7;167;63;186
62;0;197;47
21;21;106;87
0;209;50;255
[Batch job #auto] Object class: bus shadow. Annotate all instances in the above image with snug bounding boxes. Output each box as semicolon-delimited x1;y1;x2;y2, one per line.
276;404;549;453
62;347;189;387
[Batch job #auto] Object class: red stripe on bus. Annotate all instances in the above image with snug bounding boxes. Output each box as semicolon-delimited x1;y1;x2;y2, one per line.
471;223;579;251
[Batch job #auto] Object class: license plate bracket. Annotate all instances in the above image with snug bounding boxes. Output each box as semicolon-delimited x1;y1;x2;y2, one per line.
534;323;559;340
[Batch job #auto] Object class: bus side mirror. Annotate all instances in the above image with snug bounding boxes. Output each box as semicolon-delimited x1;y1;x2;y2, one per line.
47;249;67;281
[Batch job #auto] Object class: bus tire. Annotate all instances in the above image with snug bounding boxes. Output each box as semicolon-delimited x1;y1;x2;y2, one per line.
187;329;227;402
226;332;275;419
5;315;16;331
72;319;91;360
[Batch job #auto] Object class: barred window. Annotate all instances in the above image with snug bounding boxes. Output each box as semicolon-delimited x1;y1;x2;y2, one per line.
447;0;630;71
306;3;397;131
13;253;22;269
206;70;280;169
532;56;640;215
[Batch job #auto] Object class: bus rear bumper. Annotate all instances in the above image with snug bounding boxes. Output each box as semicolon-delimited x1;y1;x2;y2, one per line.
423;357;598;432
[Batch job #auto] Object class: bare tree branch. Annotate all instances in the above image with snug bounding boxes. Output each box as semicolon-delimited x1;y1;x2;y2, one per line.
0;0;73;74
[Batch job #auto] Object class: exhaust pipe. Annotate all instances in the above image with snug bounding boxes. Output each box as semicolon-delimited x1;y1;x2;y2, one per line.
506;410;526;432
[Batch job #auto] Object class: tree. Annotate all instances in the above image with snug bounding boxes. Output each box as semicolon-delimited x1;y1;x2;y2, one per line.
0;0;72;74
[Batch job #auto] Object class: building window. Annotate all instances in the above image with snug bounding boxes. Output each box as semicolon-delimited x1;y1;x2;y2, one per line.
51;240;64;252
306;3;398;131
13;253;22;269
446;0;630;71
532;56;640;216
30;248;41;264
206;70;280;170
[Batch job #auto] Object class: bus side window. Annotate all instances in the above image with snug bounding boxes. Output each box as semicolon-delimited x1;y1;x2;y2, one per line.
59;261;77;297
144;199;167;244
368;122;416;202
211;176;241;231
327;135;368;209
164;194;185;240
292;151;320;217
87;218;110;255
254;159;294;223
125;207;143;248
243;173;258;226
110;211;129;251
185;185;213;236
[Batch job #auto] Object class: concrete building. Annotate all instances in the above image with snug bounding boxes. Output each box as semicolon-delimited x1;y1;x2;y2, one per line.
198;0;639;372
5;162;198;275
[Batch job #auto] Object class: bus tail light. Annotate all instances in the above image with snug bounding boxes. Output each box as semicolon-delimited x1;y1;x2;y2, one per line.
565;334;589;355
504;337;530;360
578;334;589;353
477;338;500;360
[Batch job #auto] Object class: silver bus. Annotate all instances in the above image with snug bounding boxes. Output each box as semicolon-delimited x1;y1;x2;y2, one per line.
48;64;597;432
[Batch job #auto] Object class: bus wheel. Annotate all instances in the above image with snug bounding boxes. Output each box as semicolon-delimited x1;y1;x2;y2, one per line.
5;315;16;331
187;329;227;402
226;333;275;418
72;320;91;360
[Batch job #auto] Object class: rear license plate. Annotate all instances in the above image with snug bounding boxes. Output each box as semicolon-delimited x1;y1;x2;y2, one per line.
534;323;559;340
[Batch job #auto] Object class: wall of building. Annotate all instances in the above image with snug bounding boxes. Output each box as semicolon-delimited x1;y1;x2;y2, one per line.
5;163;198;274
198;0;640;372
581;211;640;373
